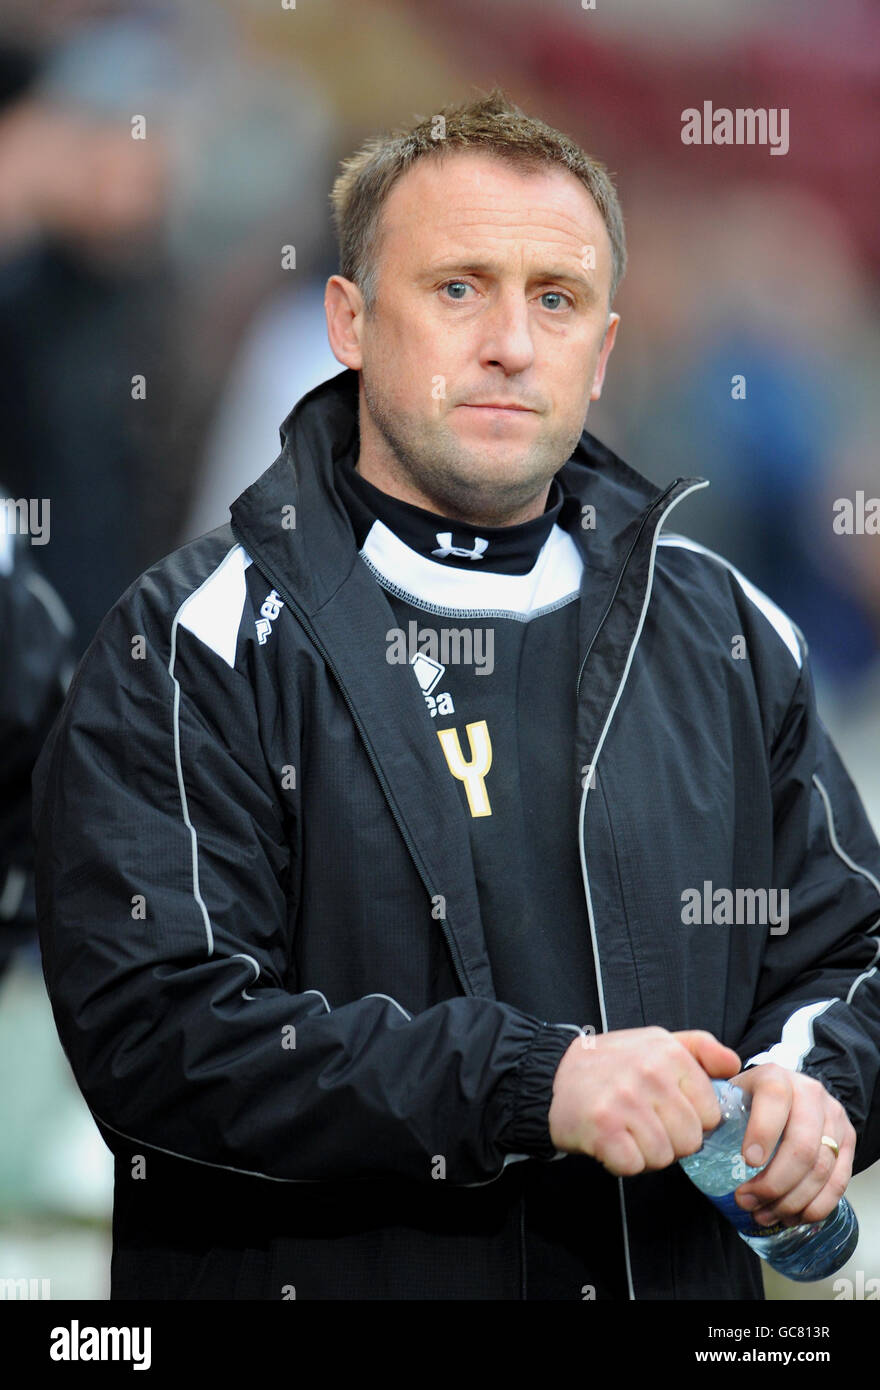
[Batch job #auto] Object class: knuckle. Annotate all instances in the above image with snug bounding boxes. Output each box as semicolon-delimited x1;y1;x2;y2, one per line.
759;1075;791;1102
788;1136;818;1169
800;1204;822;1224
776;1192;808;1218
761;1063;785;1081
591;1102;615;1133
682;1127;704;1157
750;1177;780;1202
615;1082;638;1109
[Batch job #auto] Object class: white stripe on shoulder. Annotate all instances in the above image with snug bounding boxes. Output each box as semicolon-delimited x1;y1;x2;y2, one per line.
168;543;253;957
744;998;837;1071
178;543;253;668
658;534;802;669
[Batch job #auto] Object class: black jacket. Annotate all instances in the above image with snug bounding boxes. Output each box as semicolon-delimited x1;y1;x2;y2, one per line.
33;368;880;1299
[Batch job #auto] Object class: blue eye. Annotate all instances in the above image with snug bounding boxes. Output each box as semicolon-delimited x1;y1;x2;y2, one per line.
439;281;572;309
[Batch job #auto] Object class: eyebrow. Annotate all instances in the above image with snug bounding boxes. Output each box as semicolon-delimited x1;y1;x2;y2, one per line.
422;261;597;300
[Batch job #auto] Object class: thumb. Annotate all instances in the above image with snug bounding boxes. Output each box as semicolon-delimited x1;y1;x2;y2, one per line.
673;1029;741;1076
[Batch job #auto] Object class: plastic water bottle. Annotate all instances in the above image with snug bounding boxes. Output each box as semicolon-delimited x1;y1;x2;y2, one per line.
679;1078;858;1281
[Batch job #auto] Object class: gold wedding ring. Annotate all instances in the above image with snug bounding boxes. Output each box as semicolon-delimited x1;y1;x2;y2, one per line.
820;1135;840;1158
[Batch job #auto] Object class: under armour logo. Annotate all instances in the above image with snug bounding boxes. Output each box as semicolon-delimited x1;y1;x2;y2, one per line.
431;532;488;561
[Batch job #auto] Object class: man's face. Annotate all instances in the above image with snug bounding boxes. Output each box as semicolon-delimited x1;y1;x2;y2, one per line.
327;148;619;525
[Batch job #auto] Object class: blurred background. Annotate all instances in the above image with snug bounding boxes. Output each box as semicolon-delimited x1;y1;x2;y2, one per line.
1;0;878;1301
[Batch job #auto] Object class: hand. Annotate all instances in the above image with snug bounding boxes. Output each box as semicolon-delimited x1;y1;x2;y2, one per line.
548;1026;742;1174
732;1064;856;1227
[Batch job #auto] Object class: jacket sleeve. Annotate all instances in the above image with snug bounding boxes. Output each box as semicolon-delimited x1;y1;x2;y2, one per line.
732;637;880;1175
32;570;574;1187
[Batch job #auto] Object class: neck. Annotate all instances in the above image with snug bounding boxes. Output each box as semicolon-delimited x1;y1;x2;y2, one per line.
354;454;550;527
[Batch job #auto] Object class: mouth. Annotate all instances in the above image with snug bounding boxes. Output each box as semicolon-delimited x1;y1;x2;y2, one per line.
457;403;536;415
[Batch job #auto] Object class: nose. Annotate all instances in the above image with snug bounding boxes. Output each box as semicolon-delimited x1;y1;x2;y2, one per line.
477;287;536;376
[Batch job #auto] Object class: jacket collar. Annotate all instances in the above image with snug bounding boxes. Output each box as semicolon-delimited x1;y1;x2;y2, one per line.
229;366;698;613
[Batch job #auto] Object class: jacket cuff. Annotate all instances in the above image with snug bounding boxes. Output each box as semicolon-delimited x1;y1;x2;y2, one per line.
499;1023;577;1160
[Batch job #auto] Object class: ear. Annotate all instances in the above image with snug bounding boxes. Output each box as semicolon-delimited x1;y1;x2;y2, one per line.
590;312;620;402
325;275;365;370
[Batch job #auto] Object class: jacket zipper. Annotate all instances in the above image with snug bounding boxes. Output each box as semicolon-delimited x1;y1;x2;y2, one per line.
575;480;709;1301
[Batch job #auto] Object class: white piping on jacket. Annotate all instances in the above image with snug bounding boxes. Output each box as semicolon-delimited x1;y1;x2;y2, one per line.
658;534;803;669
169;543;254;956
813;773;880;1008
232;952;261;1001
812;774;880;903
577;481;709;1302
746;774;880;1068
362;992;412;1021
302;988;331;1013
744;999;837;1071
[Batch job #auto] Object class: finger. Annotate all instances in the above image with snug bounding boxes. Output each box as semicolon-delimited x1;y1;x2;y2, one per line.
675;1030;742;1082
754;1131;855;1228
798;1137;855;1224
653;1085;707;1156
737;1082;821;1208
675;1067;722;1134
737;1070;792;1171
628;1107;678;1170
746;1138;839;1226
588;1094;675;1174
595;1127;650;1177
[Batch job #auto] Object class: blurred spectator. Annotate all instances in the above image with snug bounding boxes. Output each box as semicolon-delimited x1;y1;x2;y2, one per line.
592;183;880;691
0;8;337;654
0;498;74;980
181;276;342;542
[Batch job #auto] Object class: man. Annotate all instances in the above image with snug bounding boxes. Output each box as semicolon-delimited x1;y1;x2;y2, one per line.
33;89;880;1300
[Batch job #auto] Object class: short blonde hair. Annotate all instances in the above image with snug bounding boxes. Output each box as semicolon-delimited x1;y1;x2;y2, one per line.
329;87;626;313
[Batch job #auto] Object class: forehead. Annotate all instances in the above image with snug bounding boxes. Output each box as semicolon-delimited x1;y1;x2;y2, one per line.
378;148;610;267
